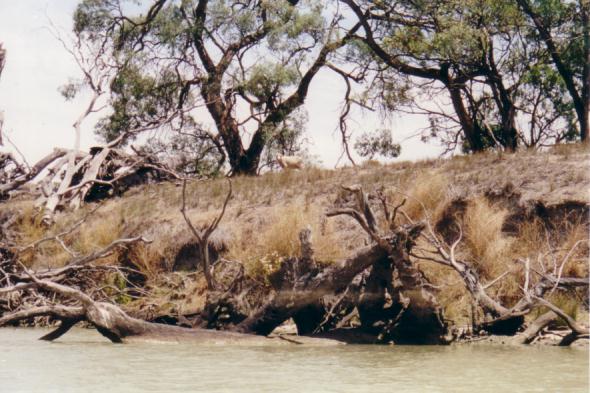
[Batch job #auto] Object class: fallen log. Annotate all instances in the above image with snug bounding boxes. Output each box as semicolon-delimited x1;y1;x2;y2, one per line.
39;147;180;223
511;311;557;345
0;148;68;199
232;185;449;344
232;236;389;336
5;182;584;347
532;296;590;346
0;275;340;345
0;217;348;345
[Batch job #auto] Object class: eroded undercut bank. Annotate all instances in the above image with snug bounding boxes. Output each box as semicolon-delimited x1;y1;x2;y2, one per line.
1;166;588;346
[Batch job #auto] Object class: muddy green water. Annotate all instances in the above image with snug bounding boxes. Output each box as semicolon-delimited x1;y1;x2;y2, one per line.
0;328;588;393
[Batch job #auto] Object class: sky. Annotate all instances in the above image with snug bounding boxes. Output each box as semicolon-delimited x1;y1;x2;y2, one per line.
0;0;444;168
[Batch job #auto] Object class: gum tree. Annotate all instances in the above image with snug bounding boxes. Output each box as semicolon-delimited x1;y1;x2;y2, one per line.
516;0;589;143
74;0;360;175
341;0;586;152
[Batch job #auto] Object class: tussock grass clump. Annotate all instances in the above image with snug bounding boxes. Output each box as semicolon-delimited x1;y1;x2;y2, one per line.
227;201;345;280
511;217;588;280
12;203;46;243
459;198;544;306
557;221;590;278
462;197;513;281
15;204;71;268
404;170;450;222
74;211;123;252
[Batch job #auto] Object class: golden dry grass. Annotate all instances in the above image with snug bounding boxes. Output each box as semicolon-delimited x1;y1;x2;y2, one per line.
227;201;345;280
403;170;451;223
462;197;513;280
416;258;473;323
2;146;588;321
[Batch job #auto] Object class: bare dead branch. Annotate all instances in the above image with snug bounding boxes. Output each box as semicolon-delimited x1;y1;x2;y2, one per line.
17;205;101;256
326;207;381;244
547;239;588;297
512;311;558;345
532;296;589;342
483;270;511;290
391;198;407;229
69;236;151;267
0;305;84;326
180;178;232;290
0;148;68;196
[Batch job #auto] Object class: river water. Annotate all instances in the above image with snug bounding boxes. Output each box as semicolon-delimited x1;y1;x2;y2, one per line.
0;328;587;393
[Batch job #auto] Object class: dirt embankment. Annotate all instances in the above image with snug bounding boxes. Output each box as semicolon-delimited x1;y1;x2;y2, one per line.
1;145;588;336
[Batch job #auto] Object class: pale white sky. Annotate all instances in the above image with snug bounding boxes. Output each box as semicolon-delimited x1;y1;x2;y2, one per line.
0;0;443;168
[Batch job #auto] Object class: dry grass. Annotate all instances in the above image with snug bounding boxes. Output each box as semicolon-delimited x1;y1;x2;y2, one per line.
416;194;517;322
462;197;513;280
556;222;589;277
403;170;450;222
2;145;588;321
419;193;588;321
510;216;589;282
10;202;125;269
417;258;473;324
227;201;345;280
549;142;590;157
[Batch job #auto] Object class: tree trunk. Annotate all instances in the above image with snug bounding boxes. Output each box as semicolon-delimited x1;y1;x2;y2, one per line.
0;276;339;345
446;83;486;152
0;148;68;198
233;223;449;344
511;311;557;345
0;43;5;81
381;230;449;344
357;256;394;330
485;37;519;151
517;0;588;142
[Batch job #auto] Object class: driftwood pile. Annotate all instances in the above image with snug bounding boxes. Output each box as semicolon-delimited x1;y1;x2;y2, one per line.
0;143;179;224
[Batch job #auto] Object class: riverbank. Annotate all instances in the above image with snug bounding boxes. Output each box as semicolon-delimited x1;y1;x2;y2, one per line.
1;145;588;346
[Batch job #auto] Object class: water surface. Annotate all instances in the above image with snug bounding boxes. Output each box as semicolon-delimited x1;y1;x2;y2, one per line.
0;328;587;392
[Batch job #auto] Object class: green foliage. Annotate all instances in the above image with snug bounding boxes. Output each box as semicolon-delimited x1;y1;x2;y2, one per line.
70;0;331;174
96;65;180;142
69;0;587;171
73;0;117;37
142;130;226;178
354;129;401;160
149;5;189;49
347;0;585;151
243;63;299;105
104;271;133;305
58;79;82;101
264;0;325;48
260;108;309;171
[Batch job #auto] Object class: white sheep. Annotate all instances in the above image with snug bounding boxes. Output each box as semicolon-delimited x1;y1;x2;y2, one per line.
276;154;304;170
